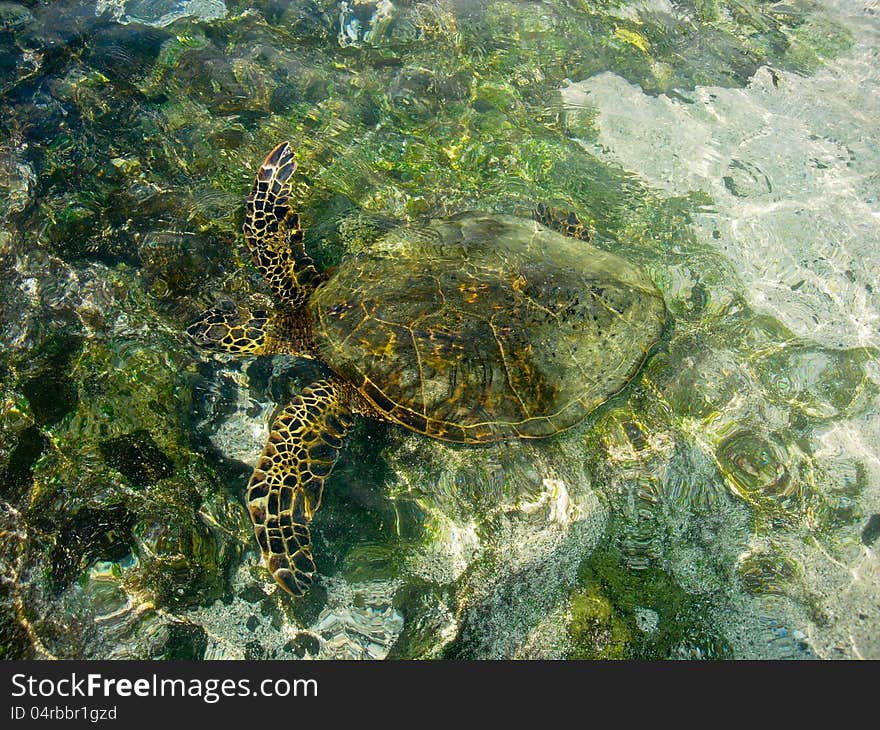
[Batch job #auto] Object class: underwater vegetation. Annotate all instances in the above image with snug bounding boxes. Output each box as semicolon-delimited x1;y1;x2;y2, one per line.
0;0;877;659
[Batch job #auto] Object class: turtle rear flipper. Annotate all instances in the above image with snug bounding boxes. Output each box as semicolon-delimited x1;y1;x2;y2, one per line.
247;378;353;596
245;141;324;309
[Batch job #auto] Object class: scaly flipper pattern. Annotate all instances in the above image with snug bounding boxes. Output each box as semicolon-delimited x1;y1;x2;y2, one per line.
246;378;353;596
244;141;324;309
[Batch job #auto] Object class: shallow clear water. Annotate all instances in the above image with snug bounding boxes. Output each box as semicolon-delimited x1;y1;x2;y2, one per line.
1;0;878;659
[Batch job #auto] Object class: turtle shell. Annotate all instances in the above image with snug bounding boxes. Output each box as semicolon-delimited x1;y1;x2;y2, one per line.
309;214;665;443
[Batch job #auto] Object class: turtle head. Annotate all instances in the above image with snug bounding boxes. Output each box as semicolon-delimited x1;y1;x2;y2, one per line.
187;300;318;357
186;300;271;354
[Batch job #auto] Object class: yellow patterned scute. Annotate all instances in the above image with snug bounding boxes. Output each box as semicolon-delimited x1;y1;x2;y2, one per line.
311;214;666;443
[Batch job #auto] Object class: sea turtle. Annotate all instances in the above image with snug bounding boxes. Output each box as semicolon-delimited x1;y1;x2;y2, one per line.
187;142;666;596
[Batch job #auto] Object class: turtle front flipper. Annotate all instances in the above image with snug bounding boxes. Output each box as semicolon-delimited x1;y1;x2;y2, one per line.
247;377;353;596
245;141;324;309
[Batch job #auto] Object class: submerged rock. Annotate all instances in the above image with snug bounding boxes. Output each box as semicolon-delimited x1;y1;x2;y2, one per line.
96;0;227;28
